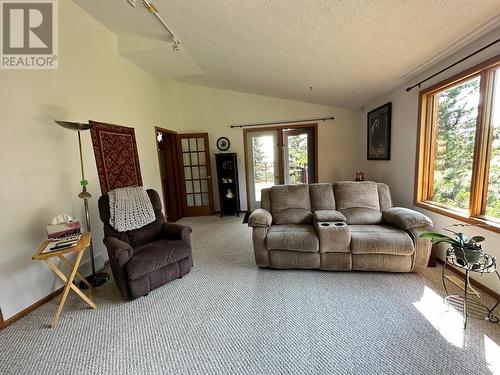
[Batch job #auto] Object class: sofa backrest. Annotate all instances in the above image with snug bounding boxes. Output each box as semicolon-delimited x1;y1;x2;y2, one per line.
260;182;392;225
333;181;392;224
269;185;313;224
377;183;392;212
261;188;271;211
309;183;336;210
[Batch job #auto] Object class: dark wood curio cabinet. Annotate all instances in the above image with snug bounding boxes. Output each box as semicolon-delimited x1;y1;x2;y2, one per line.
215;153;240;217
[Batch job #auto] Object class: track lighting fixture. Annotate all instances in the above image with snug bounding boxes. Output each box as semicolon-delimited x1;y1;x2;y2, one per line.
126;0;181;52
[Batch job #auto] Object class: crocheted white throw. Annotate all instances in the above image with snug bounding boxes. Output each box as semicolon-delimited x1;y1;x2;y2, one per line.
108;187;156;232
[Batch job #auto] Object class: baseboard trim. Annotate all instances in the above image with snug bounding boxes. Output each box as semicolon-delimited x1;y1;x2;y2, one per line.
0;287;63;330
435;258;500;300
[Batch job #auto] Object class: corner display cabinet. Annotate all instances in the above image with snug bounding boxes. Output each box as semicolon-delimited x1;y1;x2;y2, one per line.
215;153;240;217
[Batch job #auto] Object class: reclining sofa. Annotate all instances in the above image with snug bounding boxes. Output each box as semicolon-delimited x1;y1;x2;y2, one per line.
248;182;433;273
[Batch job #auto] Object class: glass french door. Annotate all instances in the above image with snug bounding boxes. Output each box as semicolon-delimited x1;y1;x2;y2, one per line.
246;131;280;210
283;128;316;184
177;133;214;216
245;125;317;211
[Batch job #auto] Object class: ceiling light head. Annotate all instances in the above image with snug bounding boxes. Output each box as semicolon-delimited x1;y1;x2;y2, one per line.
172;39;180;52
126;0;136;8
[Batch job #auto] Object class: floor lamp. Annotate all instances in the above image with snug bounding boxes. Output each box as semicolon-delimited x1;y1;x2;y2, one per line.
55;121;109;288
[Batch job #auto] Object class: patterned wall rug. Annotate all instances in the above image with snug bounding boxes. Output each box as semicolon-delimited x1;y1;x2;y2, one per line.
90;121;142;194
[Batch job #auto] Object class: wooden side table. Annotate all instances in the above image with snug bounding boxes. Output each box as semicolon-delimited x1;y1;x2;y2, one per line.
32;232;97;328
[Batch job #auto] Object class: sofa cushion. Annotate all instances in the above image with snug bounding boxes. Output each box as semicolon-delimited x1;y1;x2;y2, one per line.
266;224;319;252
310;183;335;210
270;185;313;224
126;239;191;281
333;182;382;224
349;225;414;256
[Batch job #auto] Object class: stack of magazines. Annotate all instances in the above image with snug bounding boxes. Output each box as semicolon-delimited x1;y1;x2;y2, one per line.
42;234;82;254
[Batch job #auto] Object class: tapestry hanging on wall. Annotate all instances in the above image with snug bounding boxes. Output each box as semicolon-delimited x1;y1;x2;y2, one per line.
367;102;392;160
90;121;143;194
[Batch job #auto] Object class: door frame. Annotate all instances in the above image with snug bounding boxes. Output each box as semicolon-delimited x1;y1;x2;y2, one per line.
155;126;183;221
243;123;318;210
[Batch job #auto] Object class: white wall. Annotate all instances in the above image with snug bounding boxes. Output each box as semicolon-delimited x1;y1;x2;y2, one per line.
356;27;500;294
0;2;358;320
0;1;181;320
174;82;357;210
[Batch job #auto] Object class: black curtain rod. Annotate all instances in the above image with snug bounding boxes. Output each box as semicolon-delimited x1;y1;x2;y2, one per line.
230;116;335;128
406;37;500;92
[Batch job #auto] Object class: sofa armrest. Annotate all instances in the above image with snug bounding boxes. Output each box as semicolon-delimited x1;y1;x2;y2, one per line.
248;209;272;228
161;222;192;243
382;207;432;230
406;227;432;273
314;210;346;222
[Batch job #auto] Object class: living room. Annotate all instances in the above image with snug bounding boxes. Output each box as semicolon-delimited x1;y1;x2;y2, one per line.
1;1;500;374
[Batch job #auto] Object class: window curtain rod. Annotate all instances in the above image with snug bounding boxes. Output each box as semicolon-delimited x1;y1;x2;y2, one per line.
406;37;500;92
229;116;335;128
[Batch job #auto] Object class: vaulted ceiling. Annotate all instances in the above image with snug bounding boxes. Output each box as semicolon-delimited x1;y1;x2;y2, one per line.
73;0;500;108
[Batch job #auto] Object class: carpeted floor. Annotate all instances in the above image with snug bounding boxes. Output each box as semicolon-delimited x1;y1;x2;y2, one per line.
1;216;500;374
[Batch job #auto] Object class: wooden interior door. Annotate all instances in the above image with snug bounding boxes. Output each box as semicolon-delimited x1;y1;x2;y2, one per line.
156;128;183;222
177;133;214;216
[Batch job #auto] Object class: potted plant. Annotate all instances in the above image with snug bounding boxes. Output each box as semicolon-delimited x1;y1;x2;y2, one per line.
420;226;485;267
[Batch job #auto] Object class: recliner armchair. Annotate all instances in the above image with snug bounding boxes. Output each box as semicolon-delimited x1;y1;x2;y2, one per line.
98;189;192;300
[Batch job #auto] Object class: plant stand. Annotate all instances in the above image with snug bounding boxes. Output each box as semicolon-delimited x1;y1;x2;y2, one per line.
442;249;499;329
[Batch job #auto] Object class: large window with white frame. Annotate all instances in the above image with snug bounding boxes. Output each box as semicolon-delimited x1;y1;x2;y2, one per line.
415;54;500;232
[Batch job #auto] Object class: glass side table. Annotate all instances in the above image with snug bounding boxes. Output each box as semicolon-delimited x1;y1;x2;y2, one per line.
442;248;500;329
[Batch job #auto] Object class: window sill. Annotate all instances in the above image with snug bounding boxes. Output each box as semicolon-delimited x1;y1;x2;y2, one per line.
415;201;500;235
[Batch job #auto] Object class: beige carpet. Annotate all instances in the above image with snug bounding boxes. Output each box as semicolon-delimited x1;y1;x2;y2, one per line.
1;215;500;374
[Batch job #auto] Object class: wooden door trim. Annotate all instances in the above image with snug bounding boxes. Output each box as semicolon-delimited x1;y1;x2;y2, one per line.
243;123;318;210
154;127;183;221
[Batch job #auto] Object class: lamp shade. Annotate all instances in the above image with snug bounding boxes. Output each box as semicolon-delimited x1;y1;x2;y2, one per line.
55;121;93;131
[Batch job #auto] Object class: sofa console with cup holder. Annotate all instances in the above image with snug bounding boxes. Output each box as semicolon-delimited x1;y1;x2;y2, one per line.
248;182;433;273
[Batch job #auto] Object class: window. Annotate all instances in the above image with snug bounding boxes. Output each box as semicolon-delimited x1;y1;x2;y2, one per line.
415;55;500;231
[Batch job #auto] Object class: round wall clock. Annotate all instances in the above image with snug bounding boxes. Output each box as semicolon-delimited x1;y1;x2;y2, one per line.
216;137;230;151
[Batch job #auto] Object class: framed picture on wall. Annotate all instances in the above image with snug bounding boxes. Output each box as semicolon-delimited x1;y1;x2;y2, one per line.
367;102;391;160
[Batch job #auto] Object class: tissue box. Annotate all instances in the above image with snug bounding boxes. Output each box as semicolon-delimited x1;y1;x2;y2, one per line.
47;220;81;239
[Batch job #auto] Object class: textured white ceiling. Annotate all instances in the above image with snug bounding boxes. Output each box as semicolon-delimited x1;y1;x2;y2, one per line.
73;0;500;108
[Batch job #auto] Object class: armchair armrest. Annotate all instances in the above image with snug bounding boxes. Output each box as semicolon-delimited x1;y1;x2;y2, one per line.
103;236;133;299
161;222;192;242
248;209;272;228
314;210;346;222
382;207;432;230
103;236;133;262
